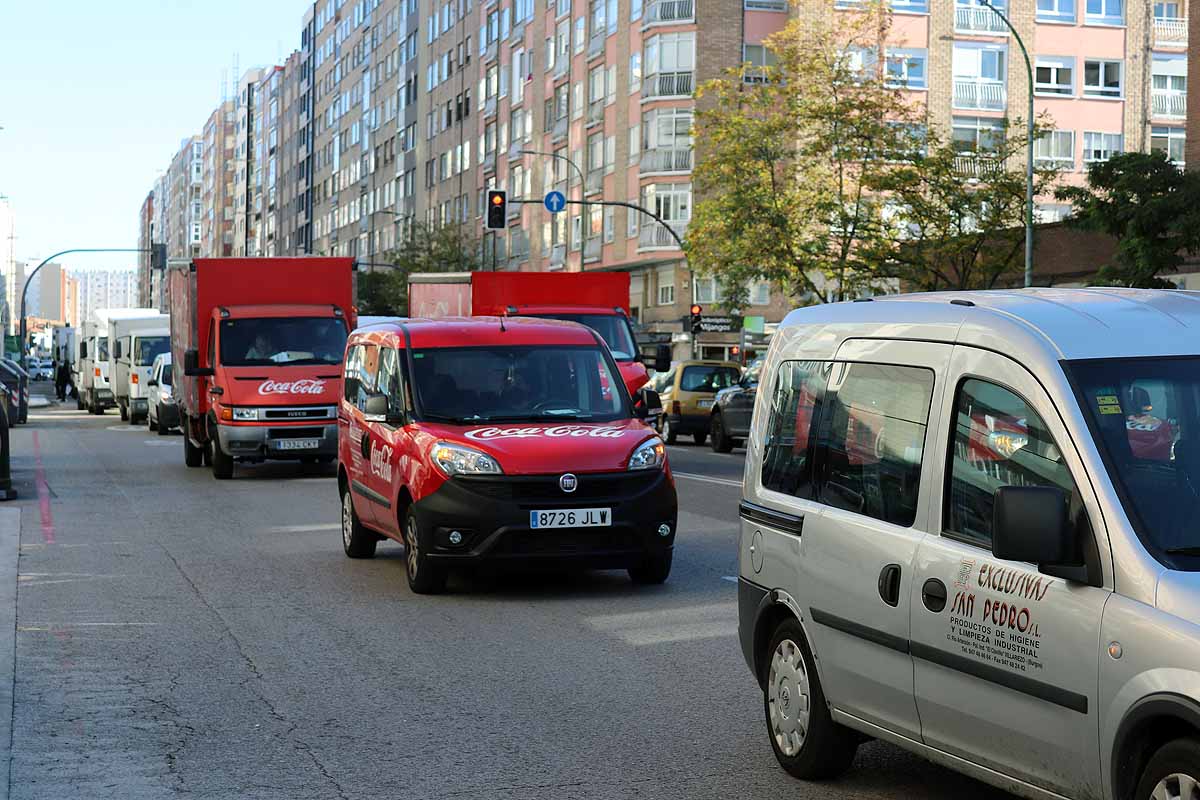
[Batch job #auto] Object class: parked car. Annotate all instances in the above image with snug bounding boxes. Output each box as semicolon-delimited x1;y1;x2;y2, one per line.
739;288;1200;800
28;358;52;381
0;360;29;424
146;353;178;435
655;360;742;445
709;359;762;453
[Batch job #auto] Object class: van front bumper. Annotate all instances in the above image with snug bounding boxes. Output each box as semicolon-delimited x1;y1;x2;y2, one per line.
216;422;338;460
411;470;678;570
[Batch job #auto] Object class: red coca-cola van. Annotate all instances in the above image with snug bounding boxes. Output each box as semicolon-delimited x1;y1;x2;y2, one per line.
337;316;677;594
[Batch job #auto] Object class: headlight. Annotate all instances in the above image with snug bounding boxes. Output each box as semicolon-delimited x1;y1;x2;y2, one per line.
628;438;666;470
232;407;258;422
432;442;502;476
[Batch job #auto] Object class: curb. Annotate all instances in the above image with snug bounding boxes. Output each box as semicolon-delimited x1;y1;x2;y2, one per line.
0;506;18;800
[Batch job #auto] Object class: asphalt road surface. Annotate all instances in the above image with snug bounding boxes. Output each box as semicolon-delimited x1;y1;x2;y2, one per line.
2;396;1018;799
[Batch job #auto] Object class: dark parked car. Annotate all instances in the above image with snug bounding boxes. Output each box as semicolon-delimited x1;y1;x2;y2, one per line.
708;359;763;453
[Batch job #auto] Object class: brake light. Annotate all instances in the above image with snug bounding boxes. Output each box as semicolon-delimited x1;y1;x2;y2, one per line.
131;374;139;384
671;400;681;415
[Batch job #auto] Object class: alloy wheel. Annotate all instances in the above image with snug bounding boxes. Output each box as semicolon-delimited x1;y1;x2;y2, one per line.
767;638;811;757
341;492;354;549
406;517;419;578
1153;774;1200;800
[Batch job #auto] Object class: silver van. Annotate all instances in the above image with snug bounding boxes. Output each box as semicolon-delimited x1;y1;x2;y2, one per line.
737;289;1200;800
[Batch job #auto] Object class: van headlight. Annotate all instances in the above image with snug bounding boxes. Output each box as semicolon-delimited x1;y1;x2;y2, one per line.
628;438;666;470
232;407;258;421
432;442;502;476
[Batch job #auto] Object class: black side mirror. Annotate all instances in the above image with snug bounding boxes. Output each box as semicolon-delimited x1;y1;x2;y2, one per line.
634;388;663;420
183;349;214;378
80;342;87;359
147;378;158;387
992;486;1078;567
114;341;123;360
363;393;389;422
654;344;671;374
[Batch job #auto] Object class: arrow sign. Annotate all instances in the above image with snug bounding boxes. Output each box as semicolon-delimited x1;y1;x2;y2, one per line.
544;190;566;214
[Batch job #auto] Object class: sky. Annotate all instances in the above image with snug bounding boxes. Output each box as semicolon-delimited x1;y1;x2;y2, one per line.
0;0;306;273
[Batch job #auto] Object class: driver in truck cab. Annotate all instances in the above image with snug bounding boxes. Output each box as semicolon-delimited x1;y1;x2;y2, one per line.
337;317;678;595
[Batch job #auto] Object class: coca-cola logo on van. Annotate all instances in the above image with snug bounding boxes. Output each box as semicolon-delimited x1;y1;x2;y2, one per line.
464;425;632;441
258;379;327;396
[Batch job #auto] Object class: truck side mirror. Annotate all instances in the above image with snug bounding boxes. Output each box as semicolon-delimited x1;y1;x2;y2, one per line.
654;344;671;374
363;393;390;423
80;342;87;359
183;349;214;378
992;486;1078;567
114;341;123;360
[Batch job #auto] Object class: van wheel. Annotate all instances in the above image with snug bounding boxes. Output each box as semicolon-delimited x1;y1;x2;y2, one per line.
183;433;204;468
1135;738;1200;800
629;550;672;584
119;404;128;422
764;619;858;780
404;507;446;594
341;489;377;558
661;417;678;445
157;420;169;436
711;413;735;453
210;438;234;480
692;432;707;446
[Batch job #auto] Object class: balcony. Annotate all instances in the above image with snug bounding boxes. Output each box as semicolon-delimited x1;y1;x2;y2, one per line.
642;71;694;99
1154;16;1188;46
588;100;606;126
645;0;695;25
552;115;569;142
585;170;604;195
638;220;686;249
953;78;1006;111
955;5;1008;34
640;147;693;174
953;153;1003;178
588;33;606;59
583;236;601;261
1152;89;1187;118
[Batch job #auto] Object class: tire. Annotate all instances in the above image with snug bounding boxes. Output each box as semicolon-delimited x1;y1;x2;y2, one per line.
210;437;234;480
149;414;158;432
764;618;859;780
1135;737;1200;800
119;403;128;422
157;420;169;436
661;416;678;445
341;488;377;558
183;429;204;468
628;550;672;584
404;507;446;594
711;413;734;452
693;431;707;446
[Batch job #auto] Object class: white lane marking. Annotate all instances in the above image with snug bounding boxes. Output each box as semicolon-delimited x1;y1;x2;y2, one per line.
105;425;146;433
587;602;737;646
18;622;160;632
143;440;176;447
264;523;339;533
672;471;741;488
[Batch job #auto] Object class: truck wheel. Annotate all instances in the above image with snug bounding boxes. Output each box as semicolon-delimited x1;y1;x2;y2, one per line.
341;490;377;559
710;413;735;453
1135;738;1200;800
119;403;128;422
692;431;707;446
404;507;446;594
628;550;672;585
183;431;204;468
210;438;234;480
148;414;158;432
764;618;858;780
661;417;678;445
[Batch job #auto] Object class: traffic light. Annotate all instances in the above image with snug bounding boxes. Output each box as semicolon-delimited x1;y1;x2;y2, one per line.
730;344;741;362
689;304;703;334
486;190;508;230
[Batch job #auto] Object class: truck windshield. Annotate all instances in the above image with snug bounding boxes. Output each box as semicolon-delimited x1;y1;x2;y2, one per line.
135;336;170;366
96;337;109;361
1069;356;1200;564
219;317;348;367
410;345;627;423
523;314;636;360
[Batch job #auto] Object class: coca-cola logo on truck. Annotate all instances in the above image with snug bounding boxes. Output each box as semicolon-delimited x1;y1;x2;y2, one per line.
258;379;328;396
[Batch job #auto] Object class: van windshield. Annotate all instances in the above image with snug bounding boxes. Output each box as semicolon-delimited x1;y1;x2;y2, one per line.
219;317;347;367
410;345;627;423
135;336;170;366
522;314;637;360
1069;356;1200;565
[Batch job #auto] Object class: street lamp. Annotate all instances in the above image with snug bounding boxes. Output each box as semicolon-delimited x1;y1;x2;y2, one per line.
517;149;588;269
978;0;1035;288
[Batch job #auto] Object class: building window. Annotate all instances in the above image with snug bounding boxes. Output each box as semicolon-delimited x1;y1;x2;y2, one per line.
1034;130;1075;169
1036;203;1073;223
1035;56;1074;96
892;0;929;12
1083;131;1123;162
1083;59;1122;98
884;48;927;89
1151;125;1186;166
951;116;1004;154
657;266;675;305
1085;0;1123;24
952;43;1007;110
630;51;642;93
645;32;695;77
1037;0;1075;21
748;280;771;306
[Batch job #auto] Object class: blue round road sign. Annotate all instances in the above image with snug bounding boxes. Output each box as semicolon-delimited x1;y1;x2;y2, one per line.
544;190;566;214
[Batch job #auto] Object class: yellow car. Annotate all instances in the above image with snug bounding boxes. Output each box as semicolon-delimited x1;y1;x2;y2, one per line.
656;360;742;445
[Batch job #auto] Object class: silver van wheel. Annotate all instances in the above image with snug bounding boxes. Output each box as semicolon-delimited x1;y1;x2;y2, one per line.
405;516;420;578
341;492;354;549
1152;774;1200;800
768;637;811;757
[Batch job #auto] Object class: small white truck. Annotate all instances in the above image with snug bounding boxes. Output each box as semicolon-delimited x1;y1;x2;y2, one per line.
110;313;169;423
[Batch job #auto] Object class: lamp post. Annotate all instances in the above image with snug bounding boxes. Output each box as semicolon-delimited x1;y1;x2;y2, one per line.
979;0;1035;288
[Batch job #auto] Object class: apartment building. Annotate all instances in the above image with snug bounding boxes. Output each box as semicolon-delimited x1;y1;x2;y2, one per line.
201;100;237;258
232;67;270;256
137;192;155;308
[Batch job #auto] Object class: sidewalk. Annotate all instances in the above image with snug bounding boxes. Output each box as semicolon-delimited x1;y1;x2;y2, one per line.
0;507;18;800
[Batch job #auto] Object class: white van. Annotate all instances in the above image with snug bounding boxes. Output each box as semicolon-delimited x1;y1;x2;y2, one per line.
78;313;114;414
109;313;169;423
738;289;1200;800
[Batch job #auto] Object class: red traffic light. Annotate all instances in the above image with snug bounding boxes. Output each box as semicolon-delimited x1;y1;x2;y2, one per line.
731;345;740;356
690;304;702;315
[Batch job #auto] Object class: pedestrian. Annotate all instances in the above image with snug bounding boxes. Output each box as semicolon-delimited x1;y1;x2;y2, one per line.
55;360;70;401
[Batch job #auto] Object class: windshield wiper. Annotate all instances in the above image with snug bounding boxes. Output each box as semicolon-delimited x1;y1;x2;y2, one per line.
1165;546;1200;556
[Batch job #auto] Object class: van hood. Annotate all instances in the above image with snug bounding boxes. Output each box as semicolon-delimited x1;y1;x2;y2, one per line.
1157;570;1200;621
418;418;659;474
220;365;343;405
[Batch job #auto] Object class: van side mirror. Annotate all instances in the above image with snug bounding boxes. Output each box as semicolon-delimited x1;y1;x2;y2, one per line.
654;344;671;374
634;388;663;420
80;342;87;359
183;349;214;378
363;393;390;423
992;486;1078;567
147;378;158;388
114;341;123;360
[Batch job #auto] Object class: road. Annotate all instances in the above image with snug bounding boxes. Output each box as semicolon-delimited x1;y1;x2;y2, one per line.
2;394;1016;799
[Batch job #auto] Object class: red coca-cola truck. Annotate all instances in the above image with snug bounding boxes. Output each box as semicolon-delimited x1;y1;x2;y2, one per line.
167;257;357;479
408;272;670;397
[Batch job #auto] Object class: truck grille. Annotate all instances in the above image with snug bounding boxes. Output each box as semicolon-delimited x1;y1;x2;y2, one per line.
263;407;334;420
268;427;326;439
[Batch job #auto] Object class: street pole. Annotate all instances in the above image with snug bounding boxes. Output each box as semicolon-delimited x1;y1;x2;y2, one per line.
517;149;588;270
980;0;1035;287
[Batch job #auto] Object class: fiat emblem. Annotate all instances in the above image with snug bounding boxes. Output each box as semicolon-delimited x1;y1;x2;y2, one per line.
559;473;578;493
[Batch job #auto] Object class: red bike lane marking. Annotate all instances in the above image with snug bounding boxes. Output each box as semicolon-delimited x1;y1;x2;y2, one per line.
33;430;54;544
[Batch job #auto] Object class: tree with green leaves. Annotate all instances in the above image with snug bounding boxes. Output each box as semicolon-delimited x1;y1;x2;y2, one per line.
867;122;1058;291
687;2;918;306
1056;151;1200;288
356;223;483;315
